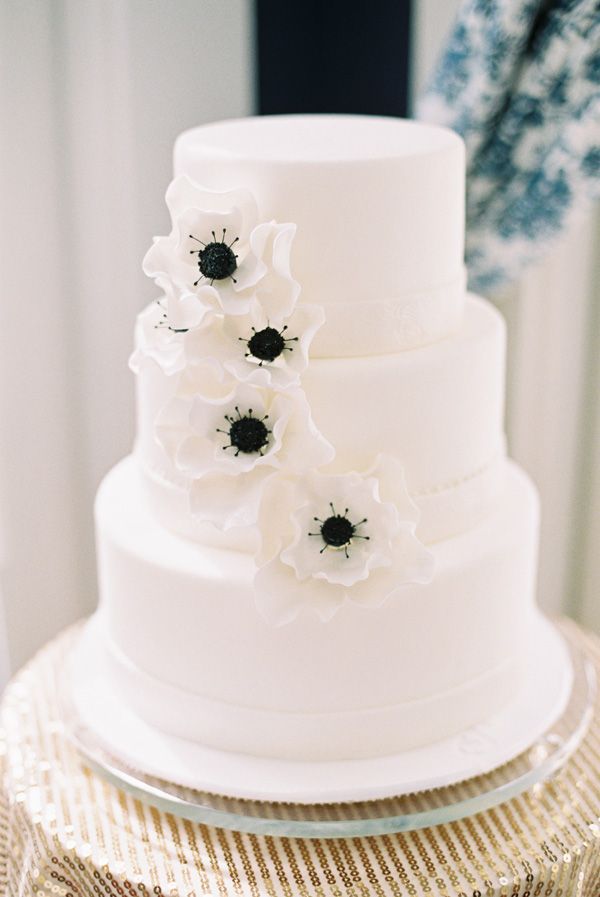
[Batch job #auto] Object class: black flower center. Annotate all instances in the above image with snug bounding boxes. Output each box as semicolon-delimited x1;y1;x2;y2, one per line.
217;407;271;457
239;324;299;366
230;416;269;454
199;241;237;281
248;327;286;362
320;515;355;548
189;229;239;286
308;503;370;558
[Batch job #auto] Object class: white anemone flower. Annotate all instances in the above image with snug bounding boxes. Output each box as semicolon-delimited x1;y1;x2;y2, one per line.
142;175;299;319
254;456;435;625
182;300;325;391
155;382;334;529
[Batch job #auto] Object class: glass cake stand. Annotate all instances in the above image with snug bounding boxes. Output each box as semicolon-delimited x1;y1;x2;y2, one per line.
62;624;596;839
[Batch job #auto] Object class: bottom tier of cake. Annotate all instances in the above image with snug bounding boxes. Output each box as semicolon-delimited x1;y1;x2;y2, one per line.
94;456;540;762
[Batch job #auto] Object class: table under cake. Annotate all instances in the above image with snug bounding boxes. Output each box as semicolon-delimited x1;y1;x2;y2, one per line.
1;618;599;897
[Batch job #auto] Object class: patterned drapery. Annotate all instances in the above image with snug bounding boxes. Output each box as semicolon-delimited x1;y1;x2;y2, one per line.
419;0;600;292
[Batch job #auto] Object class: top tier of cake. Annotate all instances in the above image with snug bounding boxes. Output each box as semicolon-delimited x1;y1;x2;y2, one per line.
174;115;466;356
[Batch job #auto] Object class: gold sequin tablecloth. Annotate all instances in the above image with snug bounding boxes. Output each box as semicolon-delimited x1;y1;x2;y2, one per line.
1;621;600;897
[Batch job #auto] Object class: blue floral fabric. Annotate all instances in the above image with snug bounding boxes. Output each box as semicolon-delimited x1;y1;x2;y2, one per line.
418;0;600;293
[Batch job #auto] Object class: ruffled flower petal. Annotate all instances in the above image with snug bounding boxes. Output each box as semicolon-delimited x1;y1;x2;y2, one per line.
190;467;276;530
129;299;186;377
251;222;300;320
164;176;257;243
254;559;347;627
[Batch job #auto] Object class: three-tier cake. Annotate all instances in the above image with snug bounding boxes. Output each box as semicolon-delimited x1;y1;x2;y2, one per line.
76;115;571;797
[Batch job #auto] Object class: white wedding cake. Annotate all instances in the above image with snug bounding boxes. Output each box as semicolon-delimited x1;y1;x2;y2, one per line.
88;115;558;779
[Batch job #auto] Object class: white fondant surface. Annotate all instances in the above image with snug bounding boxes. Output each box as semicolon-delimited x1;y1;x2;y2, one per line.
69;613;573;802
174;115;465;355
95;456;540;761
305;297;505;493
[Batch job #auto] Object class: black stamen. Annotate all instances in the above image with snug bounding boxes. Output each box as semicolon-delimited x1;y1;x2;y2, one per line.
308;504;370;557
190;227;238;285
218;407;271;455
240;324;299;364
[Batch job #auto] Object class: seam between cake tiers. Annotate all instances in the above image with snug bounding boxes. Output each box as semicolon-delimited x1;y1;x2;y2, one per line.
411;445;506;499
135;444;506;509
136;273;470;361
134;450;506;549
102;621;519;718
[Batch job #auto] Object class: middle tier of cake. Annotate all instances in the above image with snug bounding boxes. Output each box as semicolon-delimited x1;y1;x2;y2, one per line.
135;295;506;546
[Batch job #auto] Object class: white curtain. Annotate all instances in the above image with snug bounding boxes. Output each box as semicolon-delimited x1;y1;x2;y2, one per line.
496;208;600;626
0;0;253;681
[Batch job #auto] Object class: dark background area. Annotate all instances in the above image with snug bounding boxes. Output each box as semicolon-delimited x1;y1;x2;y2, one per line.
256;0;412;116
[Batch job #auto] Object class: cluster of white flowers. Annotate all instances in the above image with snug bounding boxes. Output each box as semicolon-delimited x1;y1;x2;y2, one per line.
136;176;434;624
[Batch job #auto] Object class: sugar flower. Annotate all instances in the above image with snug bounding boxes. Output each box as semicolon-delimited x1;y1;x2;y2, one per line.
254;456;435;624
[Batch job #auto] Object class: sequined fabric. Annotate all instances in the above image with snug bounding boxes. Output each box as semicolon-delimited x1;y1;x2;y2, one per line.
0;620;599;896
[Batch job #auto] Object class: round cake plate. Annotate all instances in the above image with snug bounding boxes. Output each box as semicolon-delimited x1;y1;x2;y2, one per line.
68;615;573;803
62;618;595;838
